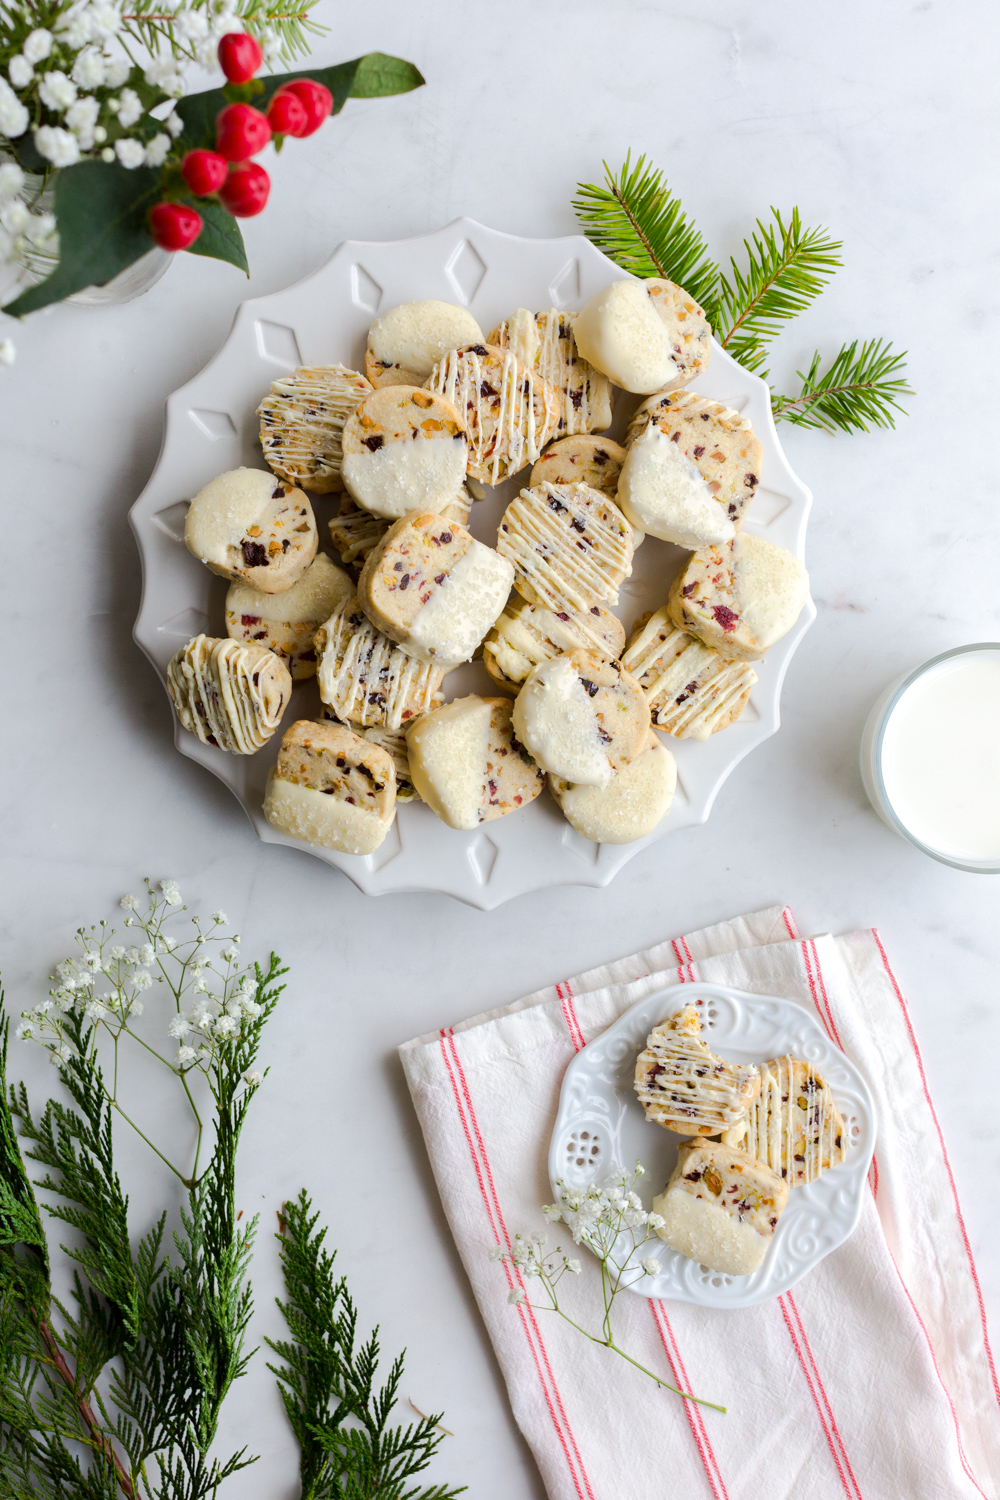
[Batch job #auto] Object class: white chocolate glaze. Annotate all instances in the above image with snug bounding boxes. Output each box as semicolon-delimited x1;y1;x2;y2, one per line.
184;468;280;570
368;300;483;380
550;736;676;844
341;432;468;520
263;772;393;855
619;424;735;547
257;366;372;492
406;697;492;829
724;1056;848;1186
622;609;756;740
166;634;291;755
634;1005;759;1134
429;344;551;485
404;540;514;664
315;597;444;731
573;279;679;394
497;481;633;613
491;308;613;437
512;656;613;787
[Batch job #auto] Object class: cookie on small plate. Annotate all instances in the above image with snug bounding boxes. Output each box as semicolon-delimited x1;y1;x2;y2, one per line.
341;386;468;520
482;596;625;694
427;343;560;485
184;468;317;593
634;1004;760;1136
622;606;757;740
512;649;650;788
721;1056;848;1187
263;719;396;854
365;300;484;388
573;277;711;394
486;308;613;436
549;731;676;844
653;1139;789;1276
497;481;633;614
406;695;545;829
166;634;291;754
257;365;373;494
315;595;446;731
225;553;353;680
667;534;809;661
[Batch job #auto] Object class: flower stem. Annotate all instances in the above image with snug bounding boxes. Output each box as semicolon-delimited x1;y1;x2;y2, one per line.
107;1098;190;1188
36;1316;139;1498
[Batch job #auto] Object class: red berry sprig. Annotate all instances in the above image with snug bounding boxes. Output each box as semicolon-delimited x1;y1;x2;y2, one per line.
274;78;333;137
219;160;271;217
150;201;203;252
180;149;229;196
216;101;272;162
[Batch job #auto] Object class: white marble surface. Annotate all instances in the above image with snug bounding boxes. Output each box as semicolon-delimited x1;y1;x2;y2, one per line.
2;2;999;1494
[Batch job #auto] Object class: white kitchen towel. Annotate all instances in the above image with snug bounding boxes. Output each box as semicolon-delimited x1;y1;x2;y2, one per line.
400;908;1000;1500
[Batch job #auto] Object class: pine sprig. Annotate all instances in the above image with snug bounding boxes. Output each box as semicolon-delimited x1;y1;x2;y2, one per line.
770;338;912;433
267;1190;465;1500
572;152;718;309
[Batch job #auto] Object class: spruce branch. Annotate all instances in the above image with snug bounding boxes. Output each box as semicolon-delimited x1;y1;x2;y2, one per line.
771;338;912;432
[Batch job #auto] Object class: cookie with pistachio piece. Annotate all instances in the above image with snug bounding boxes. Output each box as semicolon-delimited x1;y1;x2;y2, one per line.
622;606;757;740
314;595;446;731
405;695;545;830
225;553;353;681
667;533;809;662
487;308;613;436
574;277;711;395
653;1139;789;1276
427;343;560;485
497;481;633;616
184;467;317;593
257;365;373;494
341;385;468;521
321;707;420;802
634;1004;760;1137
263;719;396;855
482;596;625;694
328;488;472;572
721;1056;848;1187
512;648;649;789
549;730;676;845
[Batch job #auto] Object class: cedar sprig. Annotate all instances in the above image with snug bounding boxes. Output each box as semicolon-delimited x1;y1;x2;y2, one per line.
267;1190;465;1500
770;338;913;433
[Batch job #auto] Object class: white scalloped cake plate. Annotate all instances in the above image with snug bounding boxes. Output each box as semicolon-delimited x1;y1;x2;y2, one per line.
549;984;875;1308
130;218;815;909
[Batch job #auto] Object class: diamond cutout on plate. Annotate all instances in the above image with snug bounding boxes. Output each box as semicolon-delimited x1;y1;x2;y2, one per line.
255;320;302;367
466;832;498;884
715;396;750;414
365;818;401;871
188;408;236;440
350;263;382;314
151;499;190;542
444;240;486;305
157;607;210;639
745;487;791;529
549;258;580;307
561;825;599;865
741;696;761;722
672;767;690;806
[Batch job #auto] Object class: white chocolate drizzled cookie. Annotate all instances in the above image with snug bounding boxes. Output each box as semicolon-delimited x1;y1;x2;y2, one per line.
482;596;625;694
574;278;711;395
622;607;757;740
512;649;649;789
721;1056;848;1187
314;595;445;731
634;1005;760;1137
653;1139;789;1276
549;731;676;844
487;308;613;437
427;343;560;485
341;386;468;521
257;365;373;494
328;489;471;571
365;300;484;388
406;695;545;829
166;634;291;754
667;533;809;662
225;553;353;680
263;719;396;855
184;468;317;593
497;481;633;614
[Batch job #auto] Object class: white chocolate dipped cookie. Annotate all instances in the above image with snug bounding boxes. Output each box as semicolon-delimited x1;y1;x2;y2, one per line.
621;391;761;546
721;1056;848;1188
549;731;676;844
482;596;625;694
486;308;613;436
622;606;757;740
321;709;420;802
184;468;317;593
357;511;514;665
341;386;468;521
315;594;446;731
328;488;471;571
257;365;372;494
263;719;396;855
406;695;545;829
574;277;711;395
653;1139;789;1277
634;1004;760;1137
512;649;650;788
166;634;291;754
667;533;809;662
427;343;559;485
365;300;484;388
497;481;633;615
225;553;353;680
529;434;625;499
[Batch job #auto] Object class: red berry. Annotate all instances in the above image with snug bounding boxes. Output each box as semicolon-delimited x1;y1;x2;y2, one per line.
219;161;270;217
180;148;229;196
218;31;263;84
149;201;203;252
280;78;333;137
216;102;272;162
267;87;309;138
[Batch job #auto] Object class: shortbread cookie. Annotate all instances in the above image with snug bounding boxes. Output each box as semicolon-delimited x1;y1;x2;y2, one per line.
358;512;514;664
166;634;291;754
634;1005;760;1137
328;489;471;571
406;695;545;829
487;308;613;436
622;392;761;545
184;468;317;593
573;278;711;395
321;709;419;802
549;732;676;844
427;344;560;485
667;534;809;662
497;482;633;614
263;720;396;855
482;596;625;693
652;1139;789;1276
622;607;757;740
341;386;468;520
721;1056;848;1187
225;553;353;680
315;595;446;730
257;365;372;494
530;435;626;499
512;649;649;788
365;300;484;388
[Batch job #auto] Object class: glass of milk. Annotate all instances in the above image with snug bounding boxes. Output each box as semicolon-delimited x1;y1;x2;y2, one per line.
861;644;1000;872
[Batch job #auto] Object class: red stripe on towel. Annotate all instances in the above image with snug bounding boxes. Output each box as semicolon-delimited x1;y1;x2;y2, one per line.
779;1293;864;1499
556;982;586;1053
650;1301;729;1500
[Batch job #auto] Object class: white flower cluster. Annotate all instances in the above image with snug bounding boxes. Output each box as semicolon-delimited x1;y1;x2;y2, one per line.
17;926;160;1062
168;967;262;1070
0;160;57;264
543;1166;665;1252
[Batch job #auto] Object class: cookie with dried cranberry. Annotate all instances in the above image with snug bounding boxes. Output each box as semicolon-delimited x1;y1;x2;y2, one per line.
357;512;514;665
622;606;757;739
225;553;353;680
263;719;396;855
667;533;809;662
721;1056;848;1188
405;695;545;829
166;634;291;755
365;299;484;388
512;648;650;788
574;277;711;394
321;707;420;802
184;467;318;593
529;434;626;498
340;386;468;520
486;308;613;436
497;481;633;615
427;343;560;485
652;1139;788;1276
314;594;446;731
257;365;372;494
482;596;625;694
549;730;676;844
329;488;471;571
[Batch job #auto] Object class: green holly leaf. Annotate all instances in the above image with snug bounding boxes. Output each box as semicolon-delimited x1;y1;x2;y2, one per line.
183;197;249;274
4;161;160;319
348;53;425;98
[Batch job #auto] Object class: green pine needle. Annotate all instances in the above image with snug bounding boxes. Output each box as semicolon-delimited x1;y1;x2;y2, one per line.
573;152;719;309
771;338;912;432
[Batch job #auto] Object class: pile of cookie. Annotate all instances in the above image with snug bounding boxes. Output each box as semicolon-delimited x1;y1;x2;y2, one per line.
634;1005;847;1276
166;276;809;858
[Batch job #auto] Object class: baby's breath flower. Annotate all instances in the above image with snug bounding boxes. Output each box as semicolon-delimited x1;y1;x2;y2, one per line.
23;28;54;63
138;944;155;965
84;952;103;972
647;1212;665;1231
103;57;130;88
66;95;100;147
211;910;228;925
243;1069;263;1086
100;146;114;162
34;124;80;167
221;945;239;963
161;880;181;905
9;56;34;88
15;1022;33;1040
164;110;183;137
39;70;77;111
0;162;24;201
129;1001;144;1016
0;80;30;138
72;47;106;88
116;87;142;126
134;971;152;991
120;894;139;911
213;1015;237;1038
641;1256;660;1277
176;1045;197;1064
115;137;144;168
565;1257;581;1274
489;1246;504;1262
85;1000;107;1021
87;2;123;41
144;132;171;167
508;1289;525;1306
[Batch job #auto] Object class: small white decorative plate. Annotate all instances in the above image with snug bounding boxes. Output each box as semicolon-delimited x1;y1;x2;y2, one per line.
549;984;875;1308
130;218;815;909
